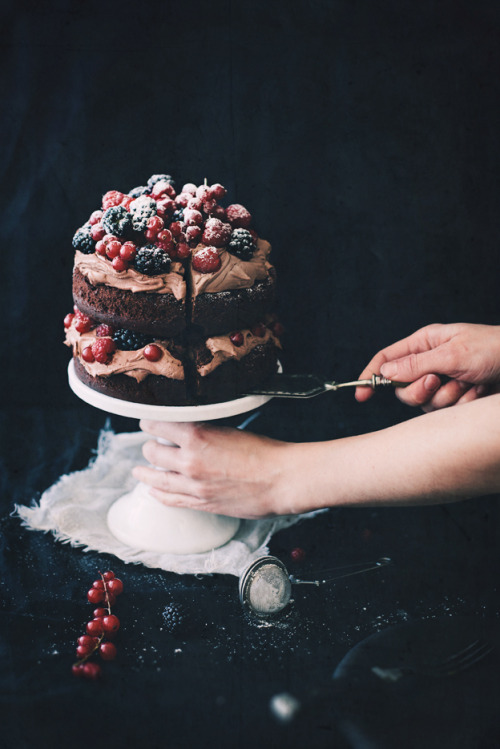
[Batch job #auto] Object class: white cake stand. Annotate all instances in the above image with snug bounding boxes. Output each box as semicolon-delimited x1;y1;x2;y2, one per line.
68;361;273;555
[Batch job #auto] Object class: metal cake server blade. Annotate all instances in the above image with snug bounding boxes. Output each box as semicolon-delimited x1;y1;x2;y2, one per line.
246;373;405;398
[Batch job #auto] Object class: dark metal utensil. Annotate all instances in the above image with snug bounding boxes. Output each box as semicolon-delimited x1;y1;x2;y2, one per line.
246;373;405;399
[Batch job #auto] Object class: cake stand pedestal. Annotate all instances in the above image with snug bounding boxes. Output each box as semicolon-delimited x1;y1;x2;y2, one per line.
68;361;273;555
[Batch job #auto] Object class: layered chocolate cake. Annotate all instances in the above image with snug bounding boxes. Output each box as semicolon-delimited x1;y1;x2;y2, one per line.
65;174;282;405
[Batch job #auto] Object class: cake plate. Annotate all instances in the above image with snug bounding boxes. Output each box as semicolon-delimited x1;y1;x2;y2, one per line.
68;360;273;555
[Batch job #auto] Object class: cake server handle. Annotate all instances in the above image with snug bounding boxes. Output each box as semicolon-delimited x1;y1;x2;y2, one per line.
325;374;409;391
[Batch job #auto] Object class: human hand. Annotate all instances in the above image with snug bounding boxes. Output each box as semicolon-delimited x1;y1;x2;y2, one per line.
132;420;307;519
355;323;500;411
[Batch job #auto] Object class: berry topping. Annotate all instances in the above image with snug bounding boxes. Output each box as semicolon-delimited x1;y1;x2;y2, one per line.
64;313;75;328
175;192;192;208
170;221;184;237
187;196;203;210
209;183;227;200
106;239;122;259
74;312;94;334
230;331;244;347
196;184;211;201
226;203;252;228
183;208;203;226
96;324;114;337
102;205;132;238
171;207;185;223
185;225;202;243
129;196;158;232
290;547;306;562
155;229;174;252
192;246;221;273
181;183;198;195
89;210;104;225
201;217;232;248
128;185;149;199
145;215;164;240
90;222;106;241
119;241;137;261
95;240;107;256
111;256;128;272
176;242;191;259
251;322;267;337
82;346;95;363
228;228;256;260
151;180;175;199
202;198;218;215
156;196;175;217
91;337;116;364
143;344;162;362
102;190;126;210
147;173;175;190
113;328;150;350
133;246;171;275
72;225;94;254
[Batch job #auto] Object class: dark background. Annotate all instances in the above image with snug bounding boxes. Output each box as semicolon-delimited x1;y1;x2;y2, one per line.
2;2;500;748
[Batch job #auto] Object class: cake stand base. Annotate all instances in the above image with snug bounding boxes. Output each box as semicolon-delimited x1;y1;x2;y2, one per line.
68;361;273;556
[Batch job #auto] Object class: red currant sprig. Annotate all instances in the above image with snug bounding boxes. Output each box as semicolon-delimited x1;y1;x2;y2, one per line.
72;570;123;679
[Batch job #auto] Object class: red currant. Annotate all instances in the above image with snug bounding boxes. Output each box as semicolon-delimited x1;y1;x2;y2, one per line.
102;571;115;581
102;233;118;245
156;197;175;217
230;332;244;347
120;242;137;261
93;607;107;618
76;644;94;658
64;313;75;329
251;323;266;338
143;344;162;363
183;208;203;226
290;547;306;562
185;225;202;243
78;635;99;648
87;587;105;604
102;614;120;634
175;191;192;207
202;198;217;215
72;664;84;677
86;618;104;636
95;240;107;256
90;223;105;241
176;242;191;260
182;183;197;195
82;346;95;363
89;210;104;225
209;183;227;201
106;240;122;259
81;662;101;680
112;256;128;272
170;221;184;237
92;579;105;590
156;229;174;252
147;215;164;234
99;642;117;661
196;184;211;200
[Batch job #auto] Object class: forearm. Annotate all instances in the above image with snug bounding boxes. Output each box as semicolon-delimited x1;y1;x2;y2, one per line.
289;394;500;512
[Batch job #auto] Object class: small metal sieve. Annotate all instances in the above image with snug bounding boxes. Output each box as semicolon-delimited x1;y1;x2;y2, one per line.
239;556;392;617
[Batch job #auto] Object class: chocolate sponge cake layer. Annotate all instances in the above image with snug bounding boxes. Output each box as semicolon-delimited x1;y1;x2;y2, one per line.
73;268;186;337
190;341;279;404
73;359;191;406
190;272;276;336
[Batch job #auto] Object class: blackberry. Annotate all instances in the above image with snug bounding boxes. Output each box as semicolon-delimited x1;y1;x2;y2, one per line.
162;603;184;634
133;245;172;275
228;228;256;260
128;185;149;199
147;173;175;190
112;328;150;350
172;207;184;223
102;205;132;238
72;224;94;254
129;196;158;231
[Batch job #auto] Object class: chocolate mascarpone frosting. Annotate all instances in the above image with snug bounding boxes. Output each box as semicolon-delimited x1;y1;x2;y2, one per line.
190;239;273;296
197;327;281;377
65;323;185;382
74;251;186;301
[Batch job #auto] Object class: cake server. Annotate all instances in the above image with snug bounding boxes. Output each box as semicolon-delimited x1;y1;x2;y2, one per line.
246;373;406;399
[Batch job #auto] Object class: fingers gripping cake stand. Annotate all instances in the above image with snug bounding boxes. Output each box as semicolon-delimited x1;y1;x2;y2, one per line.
68;361;273;555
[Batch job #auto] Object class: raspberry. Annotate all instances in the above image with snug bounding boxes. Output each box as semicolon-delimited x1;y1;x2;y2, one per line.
91;337;116;364
106;240;122;259
96;324;115;337
120;241;137;261
102;205;133;238
72;225;94;254
228;228;256;260
192;246;221;273
134;246;171;275
120;195;133;210
143;344;162;362
113;329;149;350
129;196;158;231
230;331;244;347
226;203;252;228
201;218;232;248
102;190;126;210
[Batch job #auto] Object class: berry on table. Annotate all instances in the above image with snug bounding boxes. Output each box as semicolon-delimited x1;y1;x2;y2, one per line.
192;246;221;273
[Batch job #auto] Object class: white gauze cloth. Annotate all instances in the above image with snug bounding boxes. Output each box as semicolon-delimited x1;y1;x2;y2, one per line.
16;428;320;576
